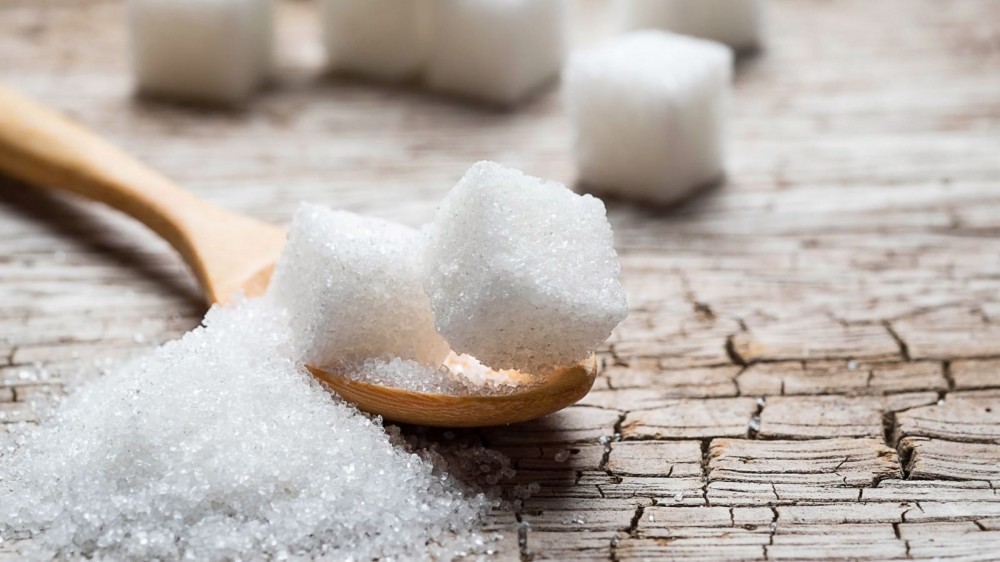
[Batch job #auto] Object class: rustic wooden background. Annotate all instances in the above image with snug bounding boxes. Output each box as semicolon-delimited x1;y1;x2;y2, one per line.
2;0;1000;560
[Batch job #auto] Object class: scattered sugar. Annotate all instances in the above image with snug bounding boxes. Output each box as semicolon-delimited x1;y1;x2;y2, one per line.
268;203;449;370
597;433;621;455
0;299;500;560
347;353;526;396
422;161;628;373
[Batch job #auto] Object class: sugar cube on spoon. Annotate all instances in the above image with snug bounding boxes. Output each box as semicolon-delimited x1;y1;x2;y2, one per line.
422;161;628;373
267;203;449;370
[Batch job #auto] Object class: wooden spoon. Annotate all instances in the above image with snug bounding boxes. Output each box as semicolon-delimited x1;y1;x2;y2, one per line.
0;85;598;427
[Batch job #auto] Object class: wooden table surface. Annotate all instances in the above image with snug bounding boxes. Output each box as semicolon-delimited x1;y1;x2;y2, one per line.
2;0;1000;560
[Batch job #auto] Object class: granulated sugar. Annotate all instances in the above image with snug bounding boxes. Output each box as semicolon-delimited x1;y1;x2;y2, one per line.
348;353;524;396
0;299;499;560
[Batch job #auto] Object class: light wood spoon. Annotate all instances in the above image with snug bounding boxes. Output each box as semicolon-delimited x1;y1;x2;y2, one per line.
0;85;598;427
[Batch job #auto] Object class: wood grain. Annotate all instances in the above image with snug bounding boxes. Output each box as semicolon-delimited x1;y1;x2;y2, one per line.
2;0;1000;559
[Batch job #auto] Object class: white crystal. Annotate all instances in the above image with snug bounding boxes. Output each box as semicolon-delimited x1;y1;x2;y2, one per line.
422;161;628;372
0;299;495;560
268;203;449;370
346;353;524;396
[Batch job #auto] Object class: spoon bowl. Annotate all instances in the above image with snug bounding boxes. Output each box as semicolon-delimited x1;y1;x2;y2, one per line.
0;84;599;427
309;355;598;427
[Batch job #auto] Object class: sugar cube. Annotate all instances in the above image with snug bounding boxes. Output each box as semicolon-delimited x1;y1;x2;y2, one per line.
617;0;764;51
563;31;733;205
422;161;628;372
127;0;273;103
425;0;569;105
321;0;429;80
268;203;449;369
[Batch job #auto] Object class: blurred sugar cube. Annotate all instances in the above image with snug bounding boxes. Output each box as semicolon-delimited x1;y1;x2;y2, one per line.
563;31;733;205
268;203;449;370
617;0;764;51
321;0;429;81
127;0;273;104
425;0;569;105
422;161;628;373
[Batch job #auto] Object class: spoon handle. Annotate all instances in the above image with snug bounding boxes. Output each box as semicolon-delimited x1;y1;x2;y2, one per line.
0;84;284;303
0;84;214;253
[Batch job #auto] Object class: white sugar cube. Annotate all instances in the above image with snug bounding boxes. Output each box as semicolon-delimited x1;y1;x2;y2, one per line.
321;0;429;80
422;161;628;373
127;0;272;103
618;0;764;51
268;203;449;369
563;31;733;205
425;0;569;105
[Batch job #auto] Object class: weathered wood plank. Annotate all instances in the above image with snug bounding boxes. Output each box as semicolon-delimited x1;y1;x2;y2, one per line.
616;538;765;562
951;359;1000;391
730;317;901;363
737;360;947;396
606;441;703;477
758;393;938;439
708;438;901;486
483;407;621;446
893;307;1000;361
893;396;1000;444
595;476;707;505
901;437;1000;480
861;479;998;503
768;524;906;560
620;398;757;440
601;362;740;398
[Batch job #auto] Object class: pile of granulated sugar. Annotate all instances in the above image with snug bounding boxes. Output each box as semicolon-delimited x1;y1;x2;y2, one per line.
0;298;501;561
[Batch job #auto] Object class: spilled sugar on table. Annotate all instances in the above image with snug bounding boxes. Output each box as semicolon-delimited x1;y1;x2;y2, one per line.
1;0;999;559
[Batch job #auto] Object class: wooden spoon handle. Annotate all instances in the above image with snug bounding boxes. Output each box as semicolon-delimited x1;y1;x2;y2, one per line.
0;84;212;254
0;84;287;304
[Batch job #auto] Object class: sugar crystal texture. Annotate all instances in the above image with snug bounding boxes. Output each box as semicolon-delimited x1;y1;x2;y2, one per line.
268;203;449;370
425;0;569;105
349;353;524;396
0;299;496;560
321;0;429;80
563;31;733;205
617;0;765;50
422;161;628;373
127;0;272;103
